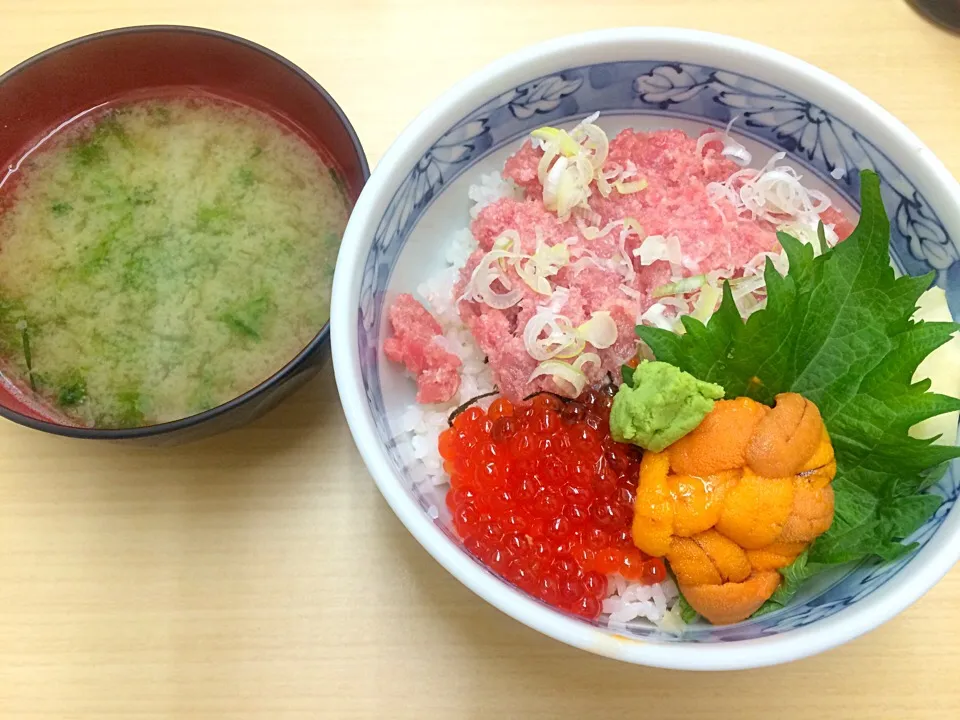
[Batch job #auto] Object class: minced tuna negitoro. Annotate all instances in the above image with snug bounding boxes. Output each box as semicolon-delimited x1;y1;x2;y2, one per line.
383;113;951;628
452;121;853;402
384;294;462;403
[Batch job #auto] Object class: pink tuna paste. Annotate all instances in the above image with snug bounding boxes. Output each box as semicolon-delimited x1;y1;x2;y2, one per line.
455;128;855;402
383;294;462;404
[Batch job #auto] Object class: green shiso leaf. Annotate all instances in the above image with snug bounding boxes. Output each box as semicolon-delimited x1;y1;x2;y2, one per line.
635;170;960;612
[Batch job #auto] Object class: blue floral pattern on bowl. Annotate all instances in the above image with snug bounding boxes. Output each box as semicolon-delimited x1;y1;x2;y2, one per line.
356;61;959;642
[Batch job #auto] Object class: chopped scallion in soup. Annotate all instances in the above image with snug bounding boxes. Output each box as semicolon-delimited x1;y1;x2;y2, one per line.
0;97;349;428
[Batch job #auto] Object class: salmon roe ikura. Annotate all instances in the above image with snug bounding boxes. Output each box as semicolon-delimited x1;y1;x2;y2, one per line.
439;387;665;620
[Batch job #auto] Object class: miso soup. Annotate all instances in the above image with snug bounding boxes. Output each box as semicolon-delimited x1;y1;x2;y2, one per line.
0;97;350;428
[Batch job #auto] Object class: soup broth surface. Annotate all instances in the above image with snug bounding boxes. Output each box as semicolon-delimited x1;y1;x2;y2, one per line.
0;97;349;428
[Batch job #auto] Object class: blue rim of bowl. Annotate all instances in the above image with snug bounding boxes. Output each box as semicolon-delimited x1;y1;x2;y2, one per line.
0;24;370;439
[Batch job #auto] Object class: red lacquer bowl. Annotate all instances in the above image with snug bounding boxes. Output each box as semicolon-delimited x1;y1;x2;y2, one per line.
0;26;369;443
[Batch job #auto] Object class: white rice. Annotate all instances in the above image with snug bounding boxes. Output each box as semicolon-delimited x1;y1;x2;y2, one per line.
467;171;524;218
391;172;682;633
604;575;681;629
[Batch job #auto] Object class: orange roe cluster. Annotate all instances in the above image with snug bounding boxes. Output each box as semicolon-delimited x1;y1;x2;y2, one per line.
439;388;667;619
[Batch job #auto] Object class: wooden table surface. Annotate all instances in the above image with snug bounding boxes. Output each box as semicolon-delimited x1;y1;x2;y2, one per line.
1;1;959;717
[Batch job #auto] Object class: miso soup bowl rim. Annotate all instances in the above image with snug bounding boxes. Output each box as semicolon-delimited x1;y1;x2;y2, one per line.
0;24;369;439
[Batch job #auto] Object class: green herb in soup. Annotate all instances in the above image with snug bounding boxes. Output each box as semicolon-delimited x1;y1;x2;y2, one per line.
0;98;350;428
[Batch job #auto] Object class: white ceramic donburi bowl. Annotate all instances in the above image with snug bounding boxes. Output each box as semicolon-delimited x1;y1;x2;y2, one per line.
331;28;960;670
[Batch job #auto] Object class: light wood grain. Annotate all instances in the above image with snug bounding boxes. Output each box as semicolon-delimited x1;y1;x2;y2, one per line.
0;1;958;717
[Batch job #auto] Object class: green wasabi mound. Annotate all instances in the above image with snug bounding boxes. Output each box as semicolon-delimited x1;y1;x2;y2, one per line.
610;361;724;452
